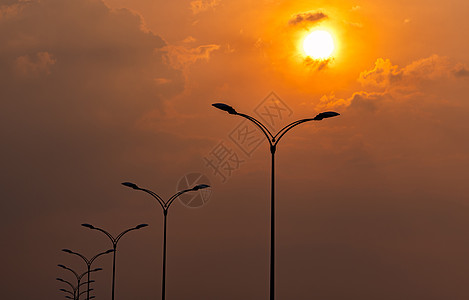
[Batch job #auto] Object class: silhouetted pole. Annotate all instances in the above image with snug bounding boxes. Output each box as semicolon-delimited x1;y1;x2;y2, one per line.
81;223;149;300
62;249;114;300
121;182;210;300
58;264;101;300
212;103;340;300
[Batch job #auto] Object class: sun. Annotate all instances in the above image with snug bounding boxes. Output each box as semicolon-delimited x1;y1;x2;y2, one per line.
302;30;335;59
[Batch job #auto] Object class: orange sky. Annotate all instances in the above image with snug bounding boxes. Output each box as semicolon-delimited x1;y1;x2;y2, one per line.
1;0;469;299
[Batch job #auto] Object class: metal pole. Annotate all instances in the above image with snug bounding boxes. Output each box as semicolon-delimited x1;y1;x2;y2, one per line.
87;265;91;300
270;146;276;300
162;210;168;300
112;244;117;300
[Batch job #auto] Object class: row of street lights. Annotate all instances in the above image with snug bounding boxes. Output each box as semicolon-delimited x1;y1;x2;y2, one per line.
57;103;338;300
57;183;210;300
57;224;148;300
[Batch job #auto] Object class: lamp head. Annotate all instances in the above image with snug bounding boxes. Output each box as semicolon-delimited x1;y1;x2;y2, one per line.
91;268;103;272
312;111;340;120
121;182;139;189
81;223;94;229
136;224;149;229
61;249;73;254
212;103;237;115
192;184;210;191
105;249;115;254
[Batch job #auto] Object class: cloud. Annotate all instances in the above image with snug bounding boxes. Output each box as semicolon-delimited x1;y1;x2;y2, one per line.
454;65;469;77
0;0;31;19
316;91;390;111
288;10;327;26
358;58;402;88
344;20;364;28
0;0;186;220
319;54;468;111
358;55;465;90
162;44;220;71
14;51;56;76
304;56;332;71
190;0;220;14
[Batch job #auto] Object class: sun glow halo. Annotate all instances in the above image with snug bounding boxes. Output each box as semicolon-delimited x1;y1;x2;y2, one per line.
302;30;334;59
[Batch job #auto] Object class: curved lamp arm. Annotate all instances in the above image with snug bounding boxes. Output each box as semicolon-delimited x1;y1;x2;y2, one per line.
89;249;114;265
56;278;75;291
166;184;211;209
79;288;93;296
121;182;165;210
115;224;148;244
58;264;79;280
212;103;274;142
78;268;102;280
82;224;115;244
237;113;274;142
62;249;90;266
59;288;74;296
78;280;94;288
272;119;314;146
165;189;192;210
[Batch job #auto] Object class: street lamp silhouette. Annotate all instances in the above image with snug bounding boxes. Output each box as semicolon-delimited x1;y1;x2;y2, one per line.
81;223;149;300
57;265;102;300
212;102;339;300
57;278;95;300
121;181;210;300
61;249;113;300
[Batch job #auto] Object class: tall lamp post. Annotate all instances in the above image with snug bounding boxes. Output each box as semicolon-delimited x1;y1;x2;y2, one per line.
212;103;339;300
62;249;114;300
58;264;102;300
81;223;149;300
121;182;210;300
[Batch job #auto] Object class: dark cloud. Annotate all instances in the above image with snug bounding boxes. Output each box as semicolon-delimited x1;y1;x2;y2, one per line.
303;56;331;70
454;65;469;77
0;1;188;298
289;11;327;26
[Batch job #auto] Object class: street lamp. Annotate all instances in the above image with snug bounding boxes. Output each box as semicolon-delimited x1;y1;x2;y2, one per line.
60;247;112;300
81;223;149;300
212;102;339;300
57;265;101;300
57;278;96;300
121;181;210;300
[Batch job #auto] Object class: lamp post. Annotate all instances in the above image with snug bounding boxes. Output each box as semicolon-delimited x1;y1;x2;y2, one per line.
58;264;101;300
121;182;210;300
81;223;149;300
61;249;113;300
212;102;339;300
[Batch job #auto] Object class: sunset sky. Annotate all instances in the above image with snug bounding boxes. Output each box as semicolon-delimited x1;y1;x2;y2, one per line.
1;0;469;299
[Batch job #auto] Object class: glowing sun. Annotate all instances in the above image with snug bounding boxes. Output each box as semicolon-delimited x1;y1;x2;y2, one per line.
303;30;334;59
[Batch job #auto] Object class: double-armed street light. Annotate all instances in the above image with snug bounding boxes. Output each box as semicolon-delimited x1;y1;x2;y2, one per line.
57;264;102;300
81;223;149;300
121;182;210;300
212;102;339;300
61;249;113;300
